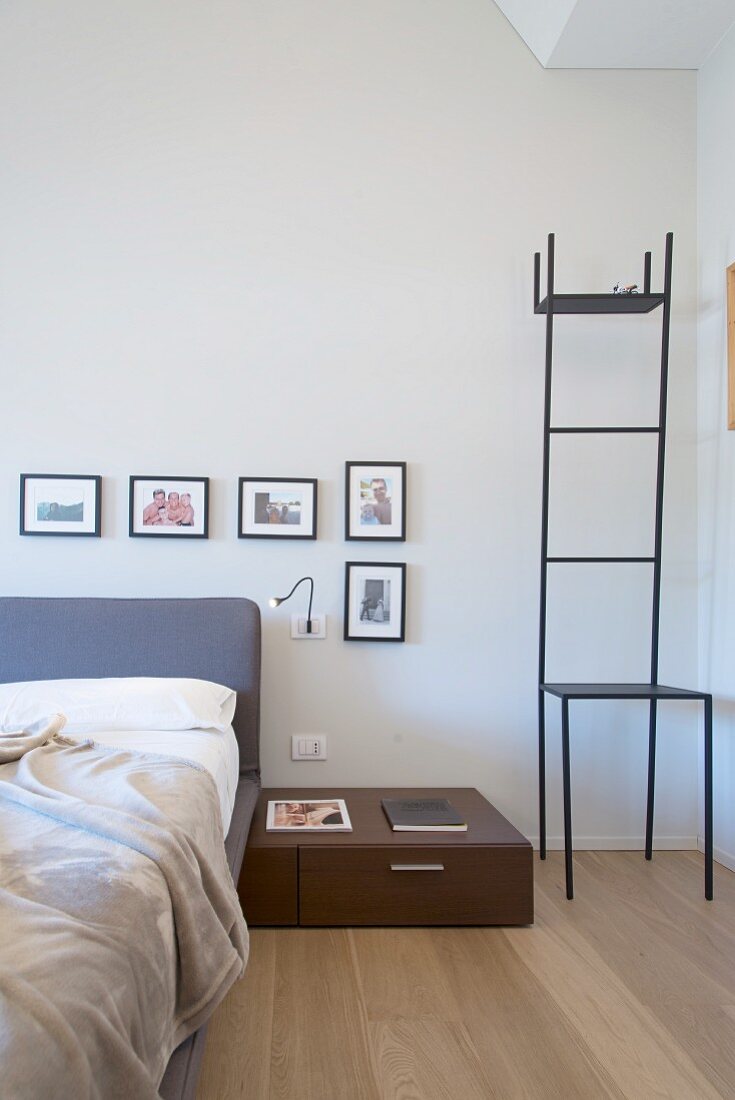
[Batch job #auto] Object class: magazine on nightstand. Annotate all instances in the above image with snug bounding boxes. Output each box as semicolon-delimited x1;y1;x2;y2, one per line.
266;798;352;832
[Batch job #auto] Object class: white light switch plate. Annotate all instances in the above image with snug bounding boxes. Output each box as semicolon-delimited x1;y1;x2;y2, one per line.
290;613;326;639
291;734;327;760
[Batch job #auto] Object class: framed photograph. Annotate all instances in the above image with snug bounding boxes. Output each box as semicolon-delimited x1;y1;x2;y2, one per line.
266;799;352;832
344;561;406;642
129;477;209;538
345;462;406;541
238;478;317;539
20;474;101;537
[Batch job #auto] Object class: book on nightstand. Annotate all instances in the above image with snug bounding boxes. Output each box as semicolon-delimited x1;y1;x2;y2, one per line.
381;798;468;832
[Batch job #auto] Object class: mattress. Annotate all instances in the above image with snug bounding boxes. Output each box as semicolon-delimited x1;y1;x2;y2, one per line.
88;725;240;834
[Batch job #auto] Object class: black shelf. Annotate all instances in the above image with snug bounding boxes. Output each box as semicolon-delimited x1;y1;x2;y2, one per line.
541;683;708;701
535;293;664;315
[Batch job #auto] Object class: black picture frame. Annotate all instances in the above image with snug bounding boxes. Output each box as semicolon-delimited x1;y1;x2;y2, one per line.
344;561;406;642
345;461;406;541
129;476;209;538
238;477;318;540
20;474;101;537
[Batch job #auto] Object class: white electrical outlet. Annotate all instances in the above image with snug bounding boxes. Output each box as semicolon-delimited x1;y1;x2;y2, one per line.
291;735;327;760
290;613;327;639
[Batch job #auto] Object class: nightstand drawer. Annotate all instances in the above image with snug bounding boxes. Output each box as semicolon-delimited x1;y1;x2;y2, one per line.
299;845;533;926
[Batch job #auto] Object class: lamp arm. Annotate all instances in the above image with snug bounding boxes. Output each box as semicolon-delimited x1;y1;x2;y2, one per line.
307;577;314;625
280;576;314;631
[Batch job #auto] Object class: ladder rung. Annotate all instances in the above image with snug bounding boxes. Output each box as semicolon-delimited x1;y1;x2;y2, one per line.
546;556;656;563
549;426;660;434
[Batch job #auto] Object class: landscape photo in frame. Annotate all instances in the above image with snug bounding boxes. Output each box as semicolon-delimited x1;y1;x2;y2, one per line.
20;474;101;537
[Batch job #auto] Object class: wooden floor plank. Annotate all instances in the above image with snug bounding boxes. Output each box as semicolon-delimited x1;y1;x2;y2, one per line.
349;928;465;1023
535;852;735;1097
268;929;379;1100
510;860;725;1099
433;927;626;1099
198;854;735;1100
542;853;735;1003
197;929;276;1100
369;1018;497;1100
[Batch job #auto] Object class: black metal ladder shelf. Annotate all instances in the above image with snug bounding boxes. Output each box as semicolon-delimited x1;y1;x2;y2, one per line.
535;232;713;901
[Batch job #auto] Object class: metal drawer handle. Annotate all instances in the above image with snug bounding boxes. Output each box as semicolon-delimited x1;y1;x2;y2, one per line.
390;863;445;872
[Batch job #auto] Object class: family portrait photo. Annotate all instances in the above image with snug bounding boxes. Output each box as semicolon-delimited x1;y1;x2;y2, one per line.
129;477;209;538
345;462;406;541
20;475;101;537
344;562;406;642
239;478;317;539
142;489;196;527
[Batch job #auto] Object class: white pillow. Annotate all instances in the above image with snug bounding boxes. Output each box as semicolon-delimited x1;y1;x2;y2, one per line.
0;677;237;735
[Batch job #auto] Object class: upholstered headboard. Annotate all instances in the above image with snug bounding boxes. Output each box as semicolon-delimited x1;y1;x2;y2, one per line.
0;597;261;774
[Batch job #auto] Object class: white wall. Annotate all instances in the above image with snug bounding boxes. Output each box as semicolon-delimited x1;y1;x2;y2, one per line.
698;23;735;870
0;0;699;848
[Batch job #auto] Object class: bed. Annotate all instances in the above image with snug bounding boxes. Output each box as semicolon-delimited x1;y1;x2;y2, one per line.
0;596;261;1100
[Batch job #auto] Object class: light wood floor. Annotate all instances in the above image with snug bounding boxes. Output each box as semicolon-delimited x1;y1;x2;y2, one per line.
198;852;735;1099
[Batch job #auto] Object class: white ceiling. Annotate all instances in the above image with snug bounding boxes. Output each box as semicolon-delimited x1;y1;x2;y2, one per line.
494;0;735;68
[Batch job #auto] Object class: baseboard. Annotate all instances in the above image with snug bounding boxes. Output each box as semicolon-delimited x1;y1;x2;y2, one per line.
528;835;698;851
698;838;735;873
531;836;733;871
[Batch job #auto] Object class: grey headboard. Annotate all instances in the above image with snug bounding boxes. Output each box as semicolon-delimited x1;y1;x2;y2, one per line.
0;597;261;774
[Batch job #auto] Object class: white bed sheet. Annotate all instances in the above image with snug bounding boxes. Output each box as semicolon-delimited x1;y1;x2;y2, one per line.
87;725;240;834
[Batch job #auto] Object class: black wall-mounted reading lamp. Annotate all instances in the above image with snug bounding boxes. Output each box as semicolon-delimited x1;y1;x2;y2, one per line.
269;576;315;633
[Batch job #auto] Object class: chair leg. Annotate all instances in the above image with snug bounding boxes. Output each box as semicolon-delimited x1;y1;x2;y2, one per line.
645;699;657;860
539;689;546;860
561;697;573;899
704;696;713;901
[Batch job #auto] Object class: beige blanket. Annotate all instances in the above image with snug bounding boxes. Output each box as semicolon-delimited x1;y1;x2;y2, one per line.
0;713;67;762
0;725;248;1099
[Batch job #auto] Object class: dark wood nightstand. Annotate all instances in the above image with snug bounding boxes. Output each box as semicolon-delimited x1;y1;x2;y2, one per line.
238;788;533;926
